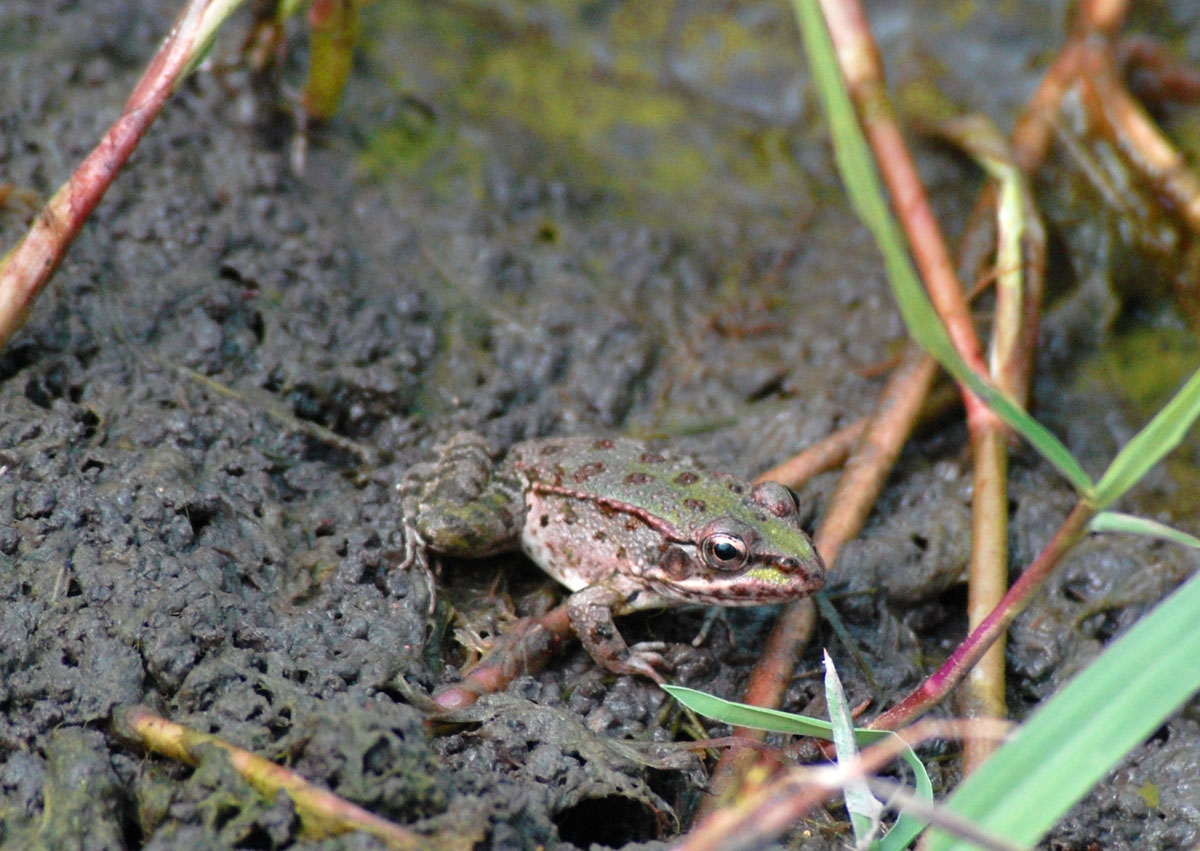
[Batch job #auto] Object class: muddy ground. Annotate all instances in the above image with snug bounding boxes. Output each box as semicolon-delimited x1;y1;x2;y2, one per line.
2;1;1199;849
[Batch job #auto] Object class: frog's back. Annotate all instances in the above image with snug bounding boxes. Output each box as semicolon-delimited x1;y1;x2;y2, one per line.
506;436;773;534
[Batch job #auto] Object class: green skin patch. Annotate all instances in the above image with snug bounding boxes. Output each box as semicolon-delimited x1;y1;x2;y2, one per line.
745;567;790;586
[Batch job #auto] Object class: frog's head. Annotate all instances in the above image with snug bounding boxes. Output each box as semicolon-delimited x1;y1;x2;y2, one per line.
643;480;825;605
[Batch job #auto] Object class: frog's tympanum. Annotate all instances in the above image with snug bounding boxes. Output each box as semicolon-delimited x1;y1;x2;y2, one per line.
401;434;825;681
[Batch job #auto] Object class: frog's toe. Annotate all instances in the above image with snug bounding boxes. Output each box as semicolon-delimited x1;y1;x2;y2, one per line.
622;642;670;682
621;657;665;683
629;640;668;654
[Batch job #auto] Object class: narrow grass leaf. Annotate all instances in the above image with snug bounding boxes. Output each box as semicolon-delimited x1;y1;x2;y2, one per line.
662;685;932;849
877;749;934;851
180;0;249;81
1092;367;1200;509
662;685;838;737
924;569;1200;849
1089;511;1200;549
825;651;883;845
791;0;1092;495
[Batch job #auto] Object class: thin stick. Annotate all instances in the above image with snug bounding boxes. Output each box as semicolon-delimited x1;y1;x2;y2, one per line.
114;705;432;848
0;0;245;349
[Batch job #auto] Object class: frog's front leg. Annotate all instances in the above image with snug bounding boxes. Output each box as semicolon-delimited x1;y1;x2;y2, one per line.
566;585;668;683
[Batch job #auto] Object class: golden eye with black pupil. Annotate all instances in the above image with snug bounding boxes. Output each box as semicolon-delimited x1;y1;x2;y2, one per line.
702;533;748;570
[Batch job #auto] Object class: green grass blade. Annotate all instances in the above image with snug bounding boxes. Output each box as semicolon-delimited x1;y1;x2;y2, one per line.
662;685;932;848
825;652;883;845
1092;367;1200;509
790;0;1092;495
924;569;1200;849
180;0;249;81
1089;511;1200;548
662;685;840;737
880;751;933;851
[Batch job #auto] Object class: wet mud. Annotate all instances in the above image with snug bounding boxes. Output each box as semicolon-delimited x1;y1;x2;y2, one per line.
1;2;1198;848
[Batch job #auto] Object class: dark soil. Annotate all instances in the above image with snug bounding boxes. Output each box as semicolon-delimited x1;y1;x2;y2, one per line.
1;2;1198;849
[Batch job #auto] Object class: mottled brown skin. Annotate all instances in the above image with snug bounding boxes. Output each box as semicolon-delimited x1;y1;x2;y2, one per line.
401;433;824;681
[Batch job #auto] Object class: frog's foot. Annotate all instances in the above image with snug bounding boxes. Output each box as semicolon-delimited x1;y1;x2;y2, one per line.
616;642;670;683
396;518;423;572
396;520;438;614
689;608;726;647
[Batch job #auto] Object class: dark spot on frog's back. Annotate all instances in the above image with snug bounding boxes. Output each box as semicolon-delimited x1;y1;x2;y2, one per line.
593;438;616;450
573;461;606;482
726;482;745;495
683;498;707;512
640;452;665;465
538;443;563;456
625;472;654;485
674;471;699;486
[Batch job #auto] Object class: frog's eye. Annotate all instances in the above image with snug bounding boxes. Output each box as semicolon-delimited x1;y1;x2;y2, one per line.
702;533;748;571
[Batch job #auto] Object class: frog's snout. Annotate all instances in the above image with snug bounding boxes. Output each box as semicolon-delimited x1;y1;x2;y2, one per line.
777;550;826;592
745;551;825;595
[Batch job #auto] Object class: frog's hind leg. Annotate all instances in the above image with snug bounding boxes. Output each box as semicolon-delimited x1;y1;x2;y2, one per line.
409;433;524;555
399;431;524;577
399;432;521;613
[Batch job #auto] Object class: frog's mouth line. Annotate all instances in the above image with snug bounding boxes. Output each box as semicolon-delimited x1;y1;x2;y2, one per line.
650;564;819;606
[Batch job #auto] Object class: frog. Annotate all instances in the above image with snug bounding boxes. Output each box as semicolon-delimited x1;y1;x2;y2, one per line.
399;432;825;682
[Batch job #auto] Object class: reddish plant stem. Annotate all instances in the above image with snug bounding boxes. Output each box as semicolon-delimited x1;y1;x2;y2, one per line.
1088;63;1200;237
871;501;1094;731
0;0;224;350
817;0;995;436
1009;0;1128;173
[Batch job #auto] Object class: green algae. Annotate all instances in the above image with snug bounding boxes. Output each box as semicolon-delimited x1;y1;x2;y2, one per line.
355;1;816;237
